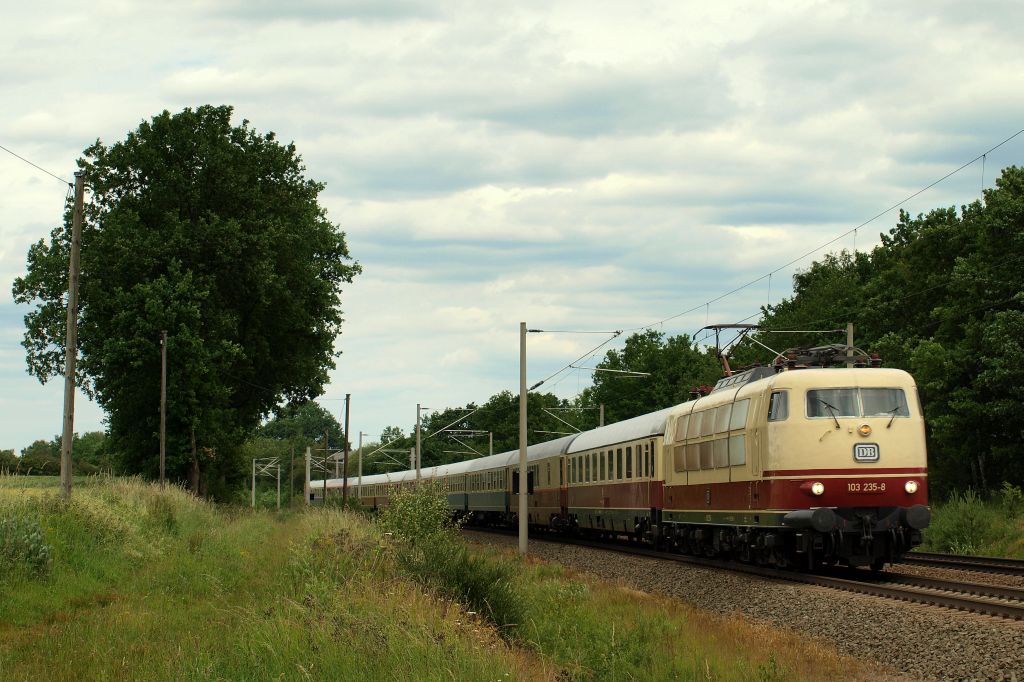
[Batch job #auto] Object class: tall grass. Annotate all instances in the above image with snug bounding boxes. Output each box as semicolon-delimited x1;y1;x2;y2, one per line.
1;478;873;680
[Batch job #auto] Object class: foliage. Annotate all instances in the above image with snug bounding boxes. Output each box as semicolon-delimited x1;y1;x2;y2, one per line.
919;486;1024;557
579;329;723;423
745;166;1024;495
0;515;52;577
12;106;360;496
0;450;17;472
379;484;522;633
17;440;60;475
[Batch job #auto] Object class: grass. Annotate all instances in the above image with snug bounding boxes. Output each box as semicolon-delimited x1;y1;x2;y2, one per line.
0;477;880;681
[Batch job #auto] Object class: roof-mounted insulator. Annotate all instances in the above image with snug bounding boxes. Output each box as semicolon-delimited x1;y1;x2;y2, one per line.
870;353;883;368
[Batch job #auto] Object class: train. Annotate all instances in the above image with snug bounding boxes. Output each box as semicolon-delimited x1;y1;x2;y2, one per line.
313;347;931;570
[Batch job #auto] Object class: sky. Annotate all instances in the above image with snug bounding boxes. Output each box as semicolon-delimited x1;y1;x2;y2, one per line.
2;0;1023;454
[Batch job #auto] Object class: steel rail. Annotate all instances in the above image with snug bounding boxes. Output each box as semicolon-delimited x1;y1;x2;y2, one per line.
465;528;1024;621
903;551;1024;577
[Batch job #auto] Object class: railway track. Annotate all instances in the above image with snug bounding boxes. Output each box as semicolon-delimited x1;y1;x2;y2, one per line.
467;528;1024;621
903;550;1024;577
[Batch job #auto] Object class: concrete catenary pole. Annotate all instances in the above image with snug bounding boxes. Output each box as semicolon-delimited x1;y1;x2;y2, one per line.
251;458;256;508
357;432;364;489
599;404;605;427
342;393;351;500
59;171;85;499
846;323;855;368
159;330;167;485
415;403;422;481
518;321;528;556
276;464;281;511
304;446;311;506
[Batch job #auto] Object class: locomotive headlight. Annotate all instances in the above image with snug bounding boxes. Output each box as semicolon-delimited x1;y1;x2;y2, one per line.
810;481;825;496
904;480;919;494
858;424;872;437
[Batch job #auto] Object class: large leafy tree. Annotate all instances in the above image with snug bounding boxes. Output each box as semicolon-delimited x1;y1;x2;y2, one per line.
12;106;360;496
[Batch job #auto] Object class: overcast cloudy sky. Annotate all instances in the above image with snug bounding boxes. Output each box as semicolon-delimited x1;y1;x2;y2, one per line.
2;0;1022;453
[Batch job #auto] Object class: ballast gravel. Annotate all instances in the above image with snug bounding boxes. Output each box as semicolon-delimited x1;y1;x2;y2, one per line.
468;532;1024;681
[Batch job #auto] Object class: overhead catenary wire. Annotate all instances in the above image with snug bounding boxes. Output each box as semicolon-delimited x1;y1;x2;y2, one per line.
621;128;1024;336
0;143;72;187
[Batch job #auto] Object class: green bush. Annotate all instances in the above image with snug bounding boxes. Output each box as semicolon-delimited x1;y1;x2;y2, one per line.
922;489;998;554
0;515;52;578
378;485;524;636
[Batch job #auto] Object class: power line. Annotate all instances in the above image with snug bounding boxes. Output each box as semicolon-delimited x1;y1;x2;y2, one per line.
0;143;72;187
623;128;1024;336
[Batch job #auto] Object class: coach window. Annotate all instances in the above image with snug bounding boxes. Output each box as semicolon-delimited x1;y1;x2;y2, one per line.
767;391;788;421
644;443;651;477
599;452;606;480
730;399;750;430
700;410;715;437
699;441;714;469
625;446;633;479
616;449;623;479
714;438;729;468
729;434;746;466
674;414;689;442
688;410;704;439
592;453;598;481
673;444;686;473
714;405;731;434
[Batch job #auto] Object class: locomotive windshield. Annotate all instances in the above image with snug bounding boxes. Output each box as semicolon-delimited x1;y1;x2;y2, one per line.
806;388;909;418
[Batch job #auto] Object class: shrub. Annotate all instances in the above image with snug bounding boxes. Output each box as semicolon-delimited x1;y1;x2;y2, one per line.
922;489;997;554
378;485;524;636
0;515;52;578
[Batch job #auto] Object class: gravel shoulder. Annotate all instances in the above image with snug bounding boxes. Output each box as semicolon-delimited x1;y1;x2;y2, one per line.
468;531;1024;681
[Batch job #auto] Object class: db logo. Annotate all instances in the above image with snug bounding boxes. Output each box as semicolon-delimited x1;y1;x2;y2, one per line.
853;443;880;463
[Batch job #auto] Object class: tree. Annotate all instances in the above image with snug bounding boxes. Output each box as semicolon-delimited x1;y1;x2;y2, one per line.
0;449;18;473
12;106;361;497
578;330;722;423
19;440;59;475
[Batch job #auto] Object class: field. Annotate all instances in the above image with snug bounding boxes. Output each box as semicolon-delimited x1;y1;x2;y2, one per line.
1;475;878;680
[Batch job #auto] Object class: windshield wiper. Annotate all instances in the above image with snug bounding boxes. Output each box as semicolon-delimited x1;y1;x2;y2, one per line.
817;399;841;429
884;406;901;429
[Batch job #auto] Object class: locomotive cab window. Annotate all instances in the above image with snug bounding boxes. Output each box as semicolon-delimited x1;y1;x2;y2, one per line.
806;388;910;419
767;391;788;421
861;388;910;417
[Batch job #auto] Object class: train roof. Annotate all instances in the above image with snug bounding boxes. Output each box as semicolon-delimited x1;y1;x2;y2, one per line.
764;367;916;390
565;405;674;454
316;433;579;488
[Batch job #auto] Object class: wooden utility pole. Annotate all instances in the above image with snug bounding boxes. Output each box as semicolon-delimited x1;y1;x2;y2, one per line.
342;393;351;501
59;171;85;499
159;329;167;485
